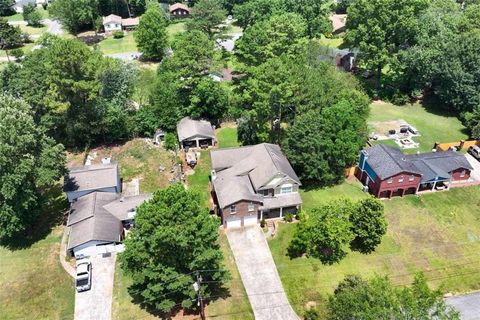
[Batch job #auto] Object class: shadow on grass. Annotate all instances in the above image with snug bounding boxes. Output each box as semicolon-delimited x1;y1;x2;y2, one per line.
0;183;69;250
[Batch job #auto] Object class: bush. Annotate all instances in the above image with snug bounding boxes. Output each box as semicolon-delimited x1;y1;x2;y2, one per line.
112;31;124;39
164;133;177;151
260;218;266;228
10;48;24;60
304;307;320;320
283;213;294;222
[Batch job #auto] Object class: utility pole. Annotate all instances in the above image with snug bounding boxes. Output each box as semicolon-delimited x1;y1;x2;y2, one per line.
193;272;206;320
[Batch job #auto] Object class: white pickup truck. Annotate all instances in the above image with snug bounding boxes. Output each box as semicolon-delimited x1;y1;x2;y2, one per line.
75;259;92;292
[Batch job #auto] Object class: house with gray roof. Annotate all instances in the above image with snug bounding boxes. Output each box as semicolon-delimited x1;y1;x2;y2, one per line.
357;144;473;198
177;117;216;149
66;192;151;259
64;162;121;203
211;143;302;228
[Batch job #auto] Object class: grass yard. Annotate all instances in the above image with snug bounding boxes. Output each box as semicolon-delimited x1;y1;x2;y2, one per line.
318;35;344;48
217;127;239;148
112;232;253;320
270;184;480;317
369;101;468;153
3;12;23;21
0;227;75;320
167;22;187;40
98;32;138;55
20;24;48;35
187;150;211;207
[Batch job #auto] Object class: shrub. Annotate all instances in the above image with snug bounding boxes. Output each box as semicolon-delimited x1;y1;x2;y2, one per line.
164;133;177;151
260;218;266;228
284;213;294;222
112;31;124;39
304;307;320;320
10;48;24;60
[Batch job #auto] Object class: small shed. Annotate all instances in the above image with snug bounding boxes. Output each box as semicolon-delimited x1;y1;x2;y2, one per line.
176;117;216;149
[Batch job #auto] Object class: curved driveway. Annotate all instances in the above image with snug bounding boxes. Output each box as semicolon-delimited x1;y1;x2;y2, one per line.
226;226;298;320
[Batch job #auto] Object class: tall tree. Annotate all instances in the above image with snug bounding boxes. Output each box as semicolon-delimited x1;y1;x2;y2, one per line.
0;0;15;15
345;0;430;84
328;273;460;319
119;184;227;313
349;197;387;254
233;0;283;29
288;199;355;264
49;0;99;33
282;0;331;37
134;3;169;61
0;18;23;49
23;3;43;26
187;0;227;37
235;12;307;66
0;94;65;240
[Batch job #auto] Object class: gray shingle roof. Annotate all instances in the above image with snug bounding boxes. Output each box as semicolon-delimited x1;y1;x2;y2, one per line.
103;194;152;221
67;192;122;250
365;144;473;182
260;193;303;210
211;143;301;208
64;163;118;193
176;117;215;142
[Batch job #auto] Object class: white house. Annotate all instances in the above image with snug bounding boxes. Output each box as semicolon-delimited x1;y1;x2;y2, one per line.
102;14;139;34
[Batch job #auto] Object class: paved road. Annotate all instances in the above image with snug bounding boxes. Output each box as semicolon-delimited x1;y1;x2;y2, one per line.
226;226;298;320
105;52;142;61
446;292;480;320
74;253;116;320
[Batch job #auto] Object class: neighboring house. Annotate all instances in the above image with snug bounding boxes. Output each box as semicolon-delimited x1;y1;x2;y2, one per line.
169;3;191;17
11;0;35;13
177;117;216;149
102;14;139;33
64;162;121;203
357;144;473;198
211;143;302;228
67;192;151;258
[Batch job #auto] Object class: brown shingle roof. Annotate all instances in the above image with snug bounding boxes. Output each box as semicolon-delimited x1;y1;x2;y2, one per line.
169;3;190;13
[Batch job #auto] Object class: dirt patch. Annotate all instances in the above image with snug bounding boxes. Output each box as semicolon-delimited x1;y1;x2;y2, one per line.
400;226;462;260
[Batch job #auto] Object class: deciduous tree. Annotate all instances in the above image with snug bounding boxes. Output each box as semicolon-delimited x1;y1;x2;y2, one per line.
49;0;99;33
187;0;226;37
0;18;23;49
119;184;227;313
23;3;43;26
0;0;14;15
134;3;169;61
0;94;65;240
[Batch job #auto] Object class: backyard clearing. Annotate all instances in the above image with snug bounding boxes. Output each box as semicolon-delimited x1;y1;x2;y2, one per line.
67;139;176;193
271;183;480;317
369;102;468;153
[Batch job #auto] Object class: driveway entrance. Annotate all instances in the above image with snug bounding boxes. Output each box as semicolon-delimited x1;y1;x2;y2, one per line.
226;226;298;320
74;253;116;320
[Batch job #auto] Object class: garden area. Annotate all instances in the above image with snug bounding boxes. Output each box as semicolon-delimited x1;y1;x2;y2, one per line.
270;184;480;317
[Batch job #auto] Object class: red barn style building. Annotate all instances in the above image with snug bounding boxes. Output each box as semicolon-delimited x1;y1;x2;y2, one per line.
357;144;473;198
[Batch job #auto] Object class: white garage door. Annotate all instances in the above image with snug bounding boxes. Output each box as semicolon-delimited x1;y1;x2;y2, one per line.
226;217;242;228
243;215;257;227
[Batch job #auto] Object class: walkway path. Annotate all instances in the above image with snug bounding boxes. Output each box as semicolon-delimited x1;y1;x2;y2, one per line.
60;226;75;278
226;226;298;320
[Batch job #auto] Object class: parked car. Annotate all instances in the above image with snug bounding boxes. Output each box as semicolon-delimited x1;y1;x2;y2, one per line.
468;145;480;160
75;259;92;292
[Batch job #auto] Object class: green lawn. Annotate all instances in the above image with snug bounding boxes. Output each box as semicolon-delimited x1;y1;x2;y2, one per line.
188;150;211;207
270;184;480;317
98;32;138;54
0;227;75;320
167;22;186;40
217;127;239;148
318;35;344;48
3;13;23;21
369;102;468;153
20;24;48;35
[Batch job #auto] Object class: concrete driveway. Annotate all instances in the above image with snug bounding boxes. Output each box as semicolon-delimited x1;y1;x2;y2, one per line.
446;292;480;320
226;226;298;320
75;253;116;320
465;153;480;182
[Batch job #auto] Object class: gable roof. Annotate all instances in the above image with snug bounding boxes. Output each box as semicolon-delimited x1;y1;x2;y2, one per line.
64;163;119;193
103;14;122;25
177;117;215;141
211;143;301;208
169;3;190;13
364;144;473;182
67;192;122;250
67;192;151;250
121;17;139;26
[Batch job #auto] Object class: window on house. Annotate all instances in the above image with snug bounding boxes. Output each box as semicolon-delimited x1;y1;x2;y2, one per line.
280;185;293;194
230;205;236;214
398;176;404;183
408;175;414;181
460;170;466;178
387;178;393;184
248;202;254;212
